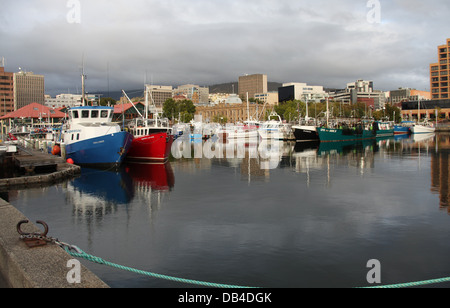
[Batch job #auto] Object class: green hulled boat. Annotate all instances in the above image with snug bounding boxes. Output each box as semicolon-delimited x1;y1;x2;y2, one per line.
317;125;376;142
373;121;394;138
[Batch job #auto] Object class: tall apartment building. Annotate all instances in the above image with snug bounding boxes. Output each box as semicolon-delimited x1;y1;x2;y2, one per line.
13;70;45;110
430;38;450;99
0;62;14;117
238;74;267;99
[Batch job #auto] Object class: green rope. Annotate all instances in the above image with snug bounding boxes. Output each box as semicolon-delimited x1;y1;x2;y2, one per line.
65;247;257;288
65;247;450;289
362;277;450;288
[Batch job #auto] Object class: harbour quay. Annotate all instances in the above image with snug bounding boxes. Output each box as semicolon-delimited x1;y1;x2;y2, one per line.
0;143;80;191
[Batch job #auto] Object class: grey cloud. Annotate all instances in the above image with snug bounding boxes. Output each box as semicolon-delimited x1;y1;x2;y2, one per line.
1;0;450;95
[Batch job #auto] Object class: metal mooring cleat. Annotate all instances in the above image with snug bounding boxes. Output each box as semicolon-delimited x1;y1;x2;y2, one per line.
16;220;49;248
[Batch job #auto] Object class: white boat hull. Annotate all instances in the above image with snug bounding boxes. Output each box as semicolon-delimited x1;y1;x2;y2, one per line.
411;125;436;134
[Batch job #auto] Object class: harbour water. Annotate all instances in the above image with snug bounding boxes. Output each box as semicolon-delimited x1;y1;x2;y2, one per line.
3;133;450;288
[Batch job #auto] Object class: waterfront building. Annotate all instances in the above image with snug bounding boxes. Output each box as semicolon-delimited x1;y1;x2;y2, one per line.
254;92;279;106
238;74;268;99
0;62;14;117
173;84;209;105
196;101;260;123
13;70;45;110
113;102;145;122
430;38;450;99
401;99;450;120
389;88;431;106
330;80;386;110
278;82;328;103
45;94;83;109
0;102;66;136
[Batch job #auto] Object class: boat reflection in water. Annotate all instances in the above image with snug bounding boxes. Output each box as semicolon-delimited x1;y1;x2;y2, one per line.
67;167;134;218
124;162;175;193
67;162;174;219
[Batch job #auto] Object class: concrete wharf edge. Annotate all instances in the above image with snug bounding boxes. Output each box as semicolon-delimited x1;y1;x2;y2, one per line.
0;198;109;288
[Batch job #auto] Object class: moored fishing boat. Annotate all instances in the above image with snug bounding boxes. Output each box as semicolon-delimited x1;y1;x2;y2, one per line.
63;105;133;167
292;124;319;142
394;121;414;135
63;70;133;167
411;98;437;134
259;112;292;140
123;88;174;163
411;122;436;134
317;123;376;142
373;121;394;138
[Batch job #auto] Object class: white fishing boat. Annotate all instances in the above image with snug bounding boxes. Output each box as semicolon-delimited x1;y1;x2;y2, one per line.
218;122;260;141
412;98;436;134
411;122;436;134
63;71;133;166
258;112;292;140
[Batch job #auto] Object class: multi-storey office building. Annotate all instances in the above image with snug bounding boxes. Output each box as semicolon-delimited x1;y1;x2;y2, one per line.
13;70;45;110
0;65;14;117
238;74;268;99
146;85;173;113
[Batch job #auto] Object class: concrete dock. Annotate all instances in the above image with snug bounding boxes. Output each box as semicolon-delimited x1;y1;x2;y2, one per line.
0;198;109;288
0;145;80;191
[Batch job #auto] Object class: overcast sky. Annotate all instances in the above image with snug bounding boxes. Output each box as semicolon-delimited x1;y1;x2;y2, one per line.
1;0;449;96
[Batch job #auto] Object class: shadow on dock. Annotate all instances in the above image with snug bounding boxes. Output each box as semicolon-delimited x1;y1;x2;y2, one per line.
0;145;80;191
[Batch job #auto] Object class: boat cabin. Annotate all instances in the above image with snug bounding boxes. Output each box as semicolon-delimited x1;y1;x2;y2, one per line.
69;106;114;124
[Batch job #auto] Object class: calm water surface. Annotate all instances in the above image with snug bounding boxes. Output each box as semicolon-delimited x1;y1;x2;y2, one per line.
5;133;450;288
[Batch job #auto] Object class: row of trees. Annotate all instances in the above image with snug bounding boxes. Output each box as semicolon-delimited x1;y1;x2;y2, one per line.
274;100;402;123
162;98;196;123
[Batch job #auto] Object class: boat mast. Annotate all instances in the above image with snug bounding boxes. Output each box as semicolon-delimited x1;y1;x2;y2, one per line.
246;92;249;122
305;97;309;121
326;97;329;128
418;97;420;123
145;85;149;119
81;66;86;106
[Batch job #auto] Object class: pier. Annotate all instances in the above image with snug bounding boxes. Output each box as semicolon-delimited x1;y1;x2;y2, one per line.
0;144;80;190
